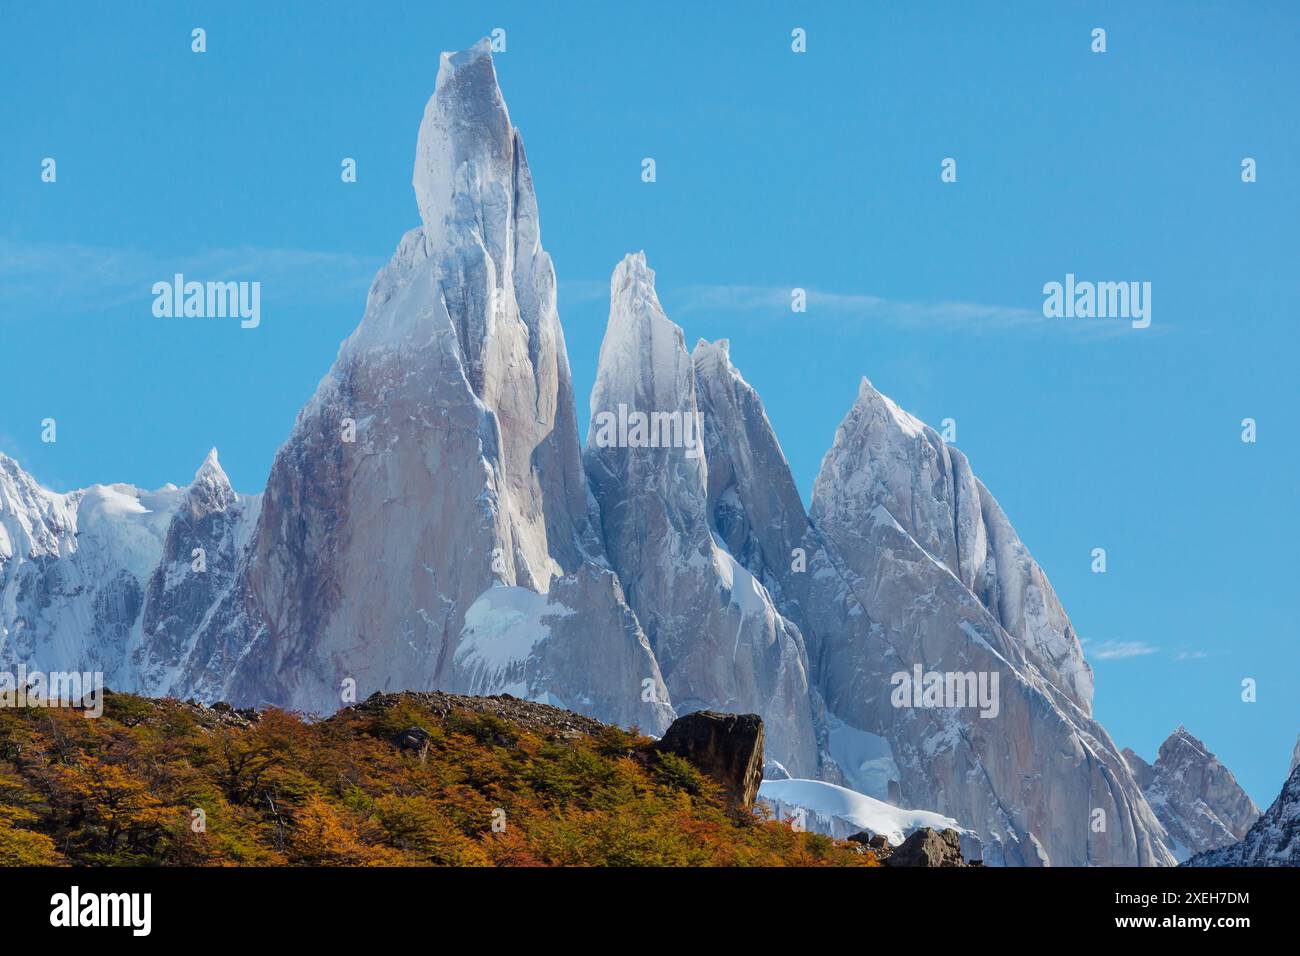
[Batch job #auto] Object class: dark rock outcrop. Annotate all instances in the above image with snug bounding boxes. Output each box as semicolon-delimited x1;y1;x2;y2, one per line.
654;711;764;811
392;726;432;761
884;827;969;867
848;831;892;852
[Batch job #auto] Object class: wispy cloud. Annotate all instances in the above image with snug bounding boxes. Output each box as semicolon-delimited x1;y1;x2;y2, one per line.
0;237;383;314
1090;640;1161;661
652;282;1158;339
1174;649;1209;661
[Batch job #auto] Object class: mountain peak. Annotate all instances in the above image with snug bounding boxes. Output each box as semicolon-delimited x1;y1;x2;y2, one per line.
413;39;513;241
1133;726;1260;860
1163;726;1209;760
592;253;693;417
612;250;656;293
852;375;927;440
192;447;229;487
183;447;237;517
437;37;494;79
195;447;222;478
693;337;731;363
605;252;677;349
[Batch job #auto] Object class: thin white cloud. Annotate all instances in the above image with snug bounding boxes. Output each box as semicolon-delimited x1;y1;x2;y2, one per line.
657;282;1156;339
0;237;383;314
1091;640;1161;661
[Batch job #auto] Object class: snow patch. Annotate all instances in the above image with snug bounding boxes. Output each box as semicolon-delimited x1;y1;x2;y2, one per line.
455;585;572;673
759;777;967;846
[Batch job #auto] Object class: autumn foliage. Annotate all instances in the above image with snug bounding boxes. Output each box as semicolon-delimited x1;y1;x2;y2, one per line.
0;693;875;867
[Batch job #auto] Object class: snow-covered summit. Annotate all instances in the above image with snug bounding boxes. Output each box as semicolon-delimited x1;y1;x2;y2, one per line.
193;447;225;483
0;452;76;561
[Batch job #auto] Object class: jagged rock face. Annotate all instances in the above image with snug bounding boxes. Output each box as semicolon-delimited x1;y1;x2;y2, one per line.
884;827;969;867
1291;735;1300;776
170;42;670;731
691;340;863;788
689;357;1170;865
654;710;765;812
812;379;1092;712
803;379;1170;866
1123;728;1260;861
1186;763;1300;867
692;339;816;623
134;450;259;693
0;453;181;687
583;256;818;775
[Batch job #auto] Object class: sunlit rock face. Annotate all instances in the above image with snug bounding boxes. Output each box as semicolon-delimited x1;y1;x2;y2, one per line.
165;41;671;732
583;257;818;776
1124;728;1260;861
682;353;1171;865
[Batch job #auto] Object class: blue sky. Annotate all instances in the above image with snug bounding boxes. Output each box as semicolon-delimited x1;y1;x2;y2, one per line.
1;1;1296;805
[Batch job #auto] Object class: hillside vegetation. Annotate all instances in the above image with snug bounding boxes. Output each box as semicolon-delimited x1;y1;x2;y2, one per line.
0;691;874;867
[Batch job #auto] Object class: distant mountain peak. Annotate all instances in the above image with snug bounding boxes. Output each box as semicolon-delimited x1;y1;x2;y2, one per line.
192;447;228;485
1130;728;1259;862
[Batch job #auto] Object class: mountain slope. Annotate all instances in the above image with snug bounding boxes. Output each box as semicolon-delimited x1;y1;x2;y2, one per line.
802;378;1169;866
0;692;872;867
688;347;1171;865
1185;762;1300;866
134;450;260;695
